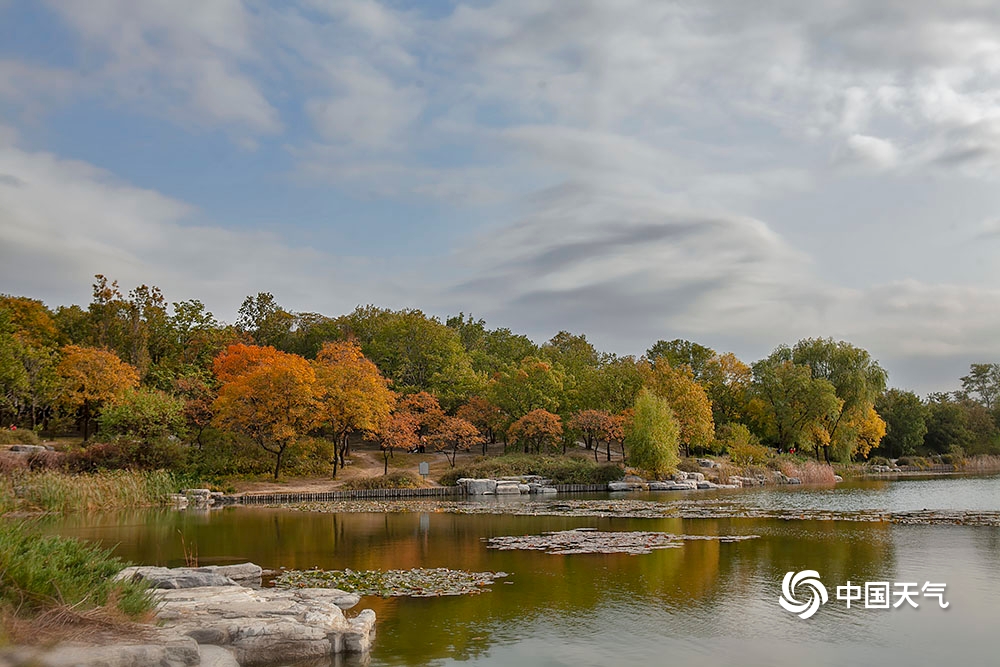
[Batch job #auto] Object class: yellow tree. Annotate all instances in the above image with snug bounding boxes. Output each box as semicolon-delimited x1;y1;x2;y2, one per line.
213;346;319;479
702;352;752;425
56;345;139;440
312;341;394;476
642;361;714;457
850;405;887;460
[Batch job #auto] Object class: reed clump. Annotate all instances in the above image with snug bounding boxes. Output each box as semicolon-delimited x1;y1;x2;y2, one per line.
1;470;182;513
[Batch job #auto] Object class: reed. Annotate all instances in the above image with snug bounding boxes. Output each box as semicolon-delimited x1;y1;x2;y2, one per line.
2;470;183;513
779;460;838;485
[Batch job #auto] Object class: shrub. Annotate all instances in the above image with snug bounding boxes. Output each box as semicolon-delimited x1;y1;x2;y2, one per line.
676;459;702;473
0;429;41;446
98;388;186;441
65;437;186;473
625;389;679;478
779;460;837;485
0;521;153;619
341;472;423;490
867;456;891;467
438;454;623;486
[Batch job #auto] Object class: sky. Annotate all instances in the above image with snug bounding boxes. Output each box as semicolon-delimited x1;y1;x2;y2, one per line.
2;0;1000;394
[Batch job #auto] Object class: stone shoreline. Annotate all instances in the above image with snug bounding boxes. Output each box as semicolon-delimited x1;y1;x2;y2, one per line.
0;564;376;667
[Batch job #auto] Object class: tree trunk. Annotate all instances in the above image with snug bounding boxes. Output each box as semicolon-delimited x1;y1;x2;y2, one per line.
620;441;626;464
273;446;284;480
384;451;389;475
607;440;612;462
82;399;90;441
594;441;599;463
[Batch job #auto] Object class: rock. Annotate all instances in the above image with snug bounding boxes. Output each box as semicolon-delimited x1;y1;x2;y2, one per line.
607;482;630;492
116;566;237;589
672;471;688;481
647;482;672;491
197;645;240;667
494;482;521;495
460;478;497;495
687;472;705;482
0;635;201;667
834;475;844;483
669;482;697;491
517;483;531;494
787;477;802;484
539;487;558;494
696;481;717;489
8;445;46;454
154;585;374;665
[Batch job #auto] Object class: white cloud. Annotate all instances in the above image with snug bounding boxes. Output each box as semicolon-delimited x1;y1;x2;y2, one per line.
844;134;900;169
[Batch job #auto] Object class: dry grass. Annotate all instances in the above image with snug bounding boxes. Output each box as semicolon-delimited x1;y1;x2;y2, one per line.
958;455;1000;473
1;602;156;647
1;470;182;514
779;460;838;485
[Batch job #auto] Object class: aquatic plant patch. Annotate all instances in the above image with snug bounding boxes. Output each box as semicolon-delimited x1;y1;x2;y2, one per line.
274;567;510;597
485;529;758;555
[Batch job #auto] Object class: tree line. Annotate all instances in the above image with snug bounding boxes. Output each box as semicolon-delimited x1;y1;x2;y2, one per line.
2;276;999;478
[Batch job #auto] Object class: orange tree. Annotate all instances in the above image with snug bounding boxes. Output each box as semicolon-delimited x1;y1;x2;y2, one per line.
508;409;563;454
212;344;319;479
456;396;503;454
428;416;484;467
312;341;394;476
56;345;139;440
377;412;419;474
569;409;625;462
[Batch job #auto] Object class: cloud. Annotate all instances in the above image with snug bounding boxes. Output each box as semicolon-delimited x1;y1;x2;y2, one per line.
0;137;394;320
843;134;900;169
41;0;280;134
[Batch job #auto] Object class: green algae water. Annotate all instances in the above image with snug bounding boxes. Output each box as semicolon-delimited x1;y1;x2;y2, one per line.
45;475;1000;667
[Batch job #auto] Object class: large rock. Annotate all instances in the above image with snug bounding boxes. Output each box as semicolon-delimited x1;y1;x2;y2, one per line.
117;564;264;590
494;481;521;495
460;478;497;495
0;635;201;667
607;481;630;492
647;482;673;491
155;585;374;666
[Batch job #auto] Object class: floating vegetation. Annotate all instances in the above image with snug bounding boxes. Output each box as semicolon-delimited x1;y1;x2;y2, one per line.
485;529;759;555
280;499;1000;526
274;567;510;597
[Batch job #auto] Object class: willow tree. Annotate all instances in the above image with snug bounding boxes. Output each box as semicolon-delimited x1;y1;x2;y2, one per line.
625;389;679;478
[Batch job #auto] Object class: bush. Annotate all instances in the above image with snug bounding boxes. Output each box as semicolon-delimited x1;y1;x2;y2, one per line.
341;472;423;490
896;456;931;469
0;429;41;446
867;456;891;467
0;521;153;619
779;460;837;484
98;388;186;441
676;458;702;473
65;437;186;473
438;454;623;486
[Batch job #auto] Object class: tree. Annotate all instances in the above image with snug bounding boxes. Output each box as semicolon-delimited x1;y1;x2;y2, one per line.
378;412;419;474
339;307;480;409
569;409;620;462
446;313;538;377
429;416;484;467
312;341;394;476
853;405;887;460
456;396;503;454
174;372;216;447
874;389;927;458
237;292;294;349
702;352;752;426
585;355;644;414
645;339;715;381
508;409;563;453
397;391;445;436
98;387;186;441
213;346;319;479
56;345;139;440
642;361;714;457
923;393;974;455
750;355;840;458
791;338;888;461
490;357;565;421
625;389;680;477
960;364;1000;410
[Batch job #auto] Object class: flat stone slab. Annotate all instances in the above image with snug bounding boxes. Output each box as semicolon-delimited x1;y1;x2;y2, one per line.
117;563;263;589
0;635;201;667
155;586;374;666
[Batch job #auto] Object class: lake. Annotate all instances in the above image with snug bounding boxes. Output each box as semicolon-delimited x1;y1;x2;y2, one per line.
45;475;1000;667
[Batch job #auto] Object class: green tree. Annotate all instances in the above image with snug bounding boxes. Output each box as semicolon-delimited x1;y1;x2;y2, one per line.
875;389;927;458
923;393;974;455
642;361;714;456
959;363;1000;410
791;338;888;461
645;339;715;381
446;313;538;376
98;387;186;440
625;388;680;477
750;354;840;458
490;357;565;422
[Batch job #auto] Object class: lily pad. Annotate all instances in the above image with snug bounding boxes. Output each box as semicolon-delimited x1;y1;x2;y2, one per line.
274;567;510;597
485;529;758;555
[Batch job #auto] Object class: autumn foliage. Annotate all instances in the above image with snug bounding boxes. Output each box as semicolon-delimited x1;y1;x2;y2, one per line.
56;345;139;440
508;409;563;454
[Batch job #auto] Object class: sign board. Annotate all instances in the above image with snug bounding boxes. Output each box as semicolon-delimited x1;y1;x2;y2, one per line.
418;461;430;477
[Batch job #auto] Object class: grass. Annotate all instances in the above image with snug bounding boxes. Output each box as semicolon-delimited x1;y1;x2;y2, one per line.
0;521;154;644
1;470;188;514
958;455;1000;473
0;430;42;446
340;471;425;490
438;453;623;486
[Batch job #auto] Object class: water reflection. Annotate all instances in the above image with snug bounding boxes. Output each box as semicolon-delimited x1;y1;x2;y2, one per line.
40;478;1000;667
